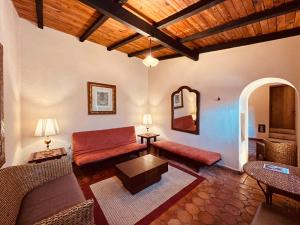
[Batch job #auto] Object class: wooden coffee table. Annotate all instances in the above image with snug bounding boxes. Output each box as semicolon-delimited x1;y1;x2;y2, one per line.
116;154;168;194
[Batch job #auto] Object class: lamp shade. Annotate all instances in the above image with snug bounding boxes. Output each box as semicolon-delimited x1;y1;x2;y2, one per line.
142;114;152;125
34;118;60;137
143;55;159;67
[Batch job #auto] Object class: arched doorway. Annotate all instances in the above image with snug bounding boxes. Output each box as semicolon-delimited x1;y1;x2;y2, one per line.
238;78;299;171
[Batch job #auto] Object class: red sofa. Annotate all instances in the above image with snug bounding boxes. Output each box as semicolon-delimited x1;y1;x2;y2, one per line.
72;126;147;166
152;140;221;171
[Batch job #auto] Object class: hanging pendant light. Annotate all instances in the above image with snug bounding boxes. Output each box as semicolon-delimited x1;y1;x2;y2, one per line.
143;37;159;67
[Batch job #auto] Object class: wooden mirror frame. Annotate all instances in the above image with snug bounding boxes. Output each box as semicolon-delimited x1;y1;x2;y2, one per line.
171;86;200;135
0;43;5;167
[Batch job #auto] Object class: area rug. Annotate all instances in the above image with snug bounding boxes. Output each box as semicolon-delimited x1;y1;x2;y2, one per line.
82;163;204;225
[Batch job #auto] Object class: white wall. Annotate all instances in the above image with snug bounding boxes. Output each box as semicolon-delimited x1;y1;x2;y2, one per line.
149;37;300;170
248;84;270;139
19;20;148;164
0;0;22;166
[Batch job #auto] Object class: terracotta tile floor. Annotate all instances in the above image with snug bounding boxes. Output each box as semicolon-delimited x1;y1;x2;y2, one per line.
74;141;300;225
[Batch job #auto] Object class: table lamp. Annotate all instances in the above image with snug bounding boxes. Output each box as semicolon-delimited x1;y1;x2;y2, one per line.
34;118;60;151
142;114;152;133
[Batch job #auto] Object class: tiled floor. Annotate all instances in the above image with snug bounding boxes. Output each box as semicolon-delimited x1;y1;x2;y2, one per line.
74;141;300;225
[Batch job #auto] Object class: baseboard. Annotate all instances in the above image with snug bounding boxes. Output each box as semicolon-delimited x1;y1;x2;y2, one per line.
216;163;242;174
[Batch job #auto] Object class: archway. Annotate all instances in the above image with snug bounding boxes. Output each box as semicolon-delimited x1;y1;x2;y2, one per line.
238;78;299;171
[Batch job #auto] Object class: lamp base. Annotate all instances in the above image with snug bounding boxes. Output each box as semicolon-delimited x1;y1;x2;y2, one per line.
44;137;51;151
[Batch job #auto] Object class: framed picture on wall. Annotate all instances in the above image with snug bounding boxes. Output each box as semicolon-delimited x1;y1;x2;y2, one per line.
0;42;5;167
87;82;116;115
173;91;184;109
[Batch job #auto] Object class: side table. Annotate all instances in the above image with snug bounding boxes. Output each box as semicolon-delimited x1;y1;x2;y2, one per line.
28;148;67;163
138;133;160;153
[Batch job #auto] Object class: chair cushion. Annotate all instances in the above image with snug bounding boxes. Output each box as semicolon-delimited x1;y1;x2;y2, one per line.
152;140;221;166
74;143;147;166
72;126;137;157
251;203;300;225
17;173;85;225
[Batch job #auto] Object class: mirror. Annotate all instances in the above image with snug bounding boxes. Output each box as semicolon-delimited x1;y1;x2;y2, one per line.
171;86;200;135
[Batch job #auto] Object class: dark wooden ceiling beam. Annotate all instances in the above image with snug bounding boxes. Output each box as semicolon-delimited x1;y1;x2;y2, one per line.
181;1;300;43
79;0;127;42
79;0;199;60
107;33;141;51
35;0;43;29
157;53;183;61
130;1;300;57
128;45;165;57
108;0;224;51
197;27;300;53
158;28;300;61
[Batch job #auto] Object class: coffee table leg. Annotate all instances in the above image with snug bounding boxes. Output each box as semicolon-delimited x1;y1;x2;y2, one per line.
257;181;272;205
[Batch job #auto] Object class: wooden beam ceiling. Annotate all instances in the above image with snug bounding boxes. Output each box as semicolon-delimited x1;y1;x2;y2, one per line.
161;27;300;60
79;0;127;42
107;0;225;51
79;0;199;61
129;1;300;57
35;0;43;29
197;27;300;54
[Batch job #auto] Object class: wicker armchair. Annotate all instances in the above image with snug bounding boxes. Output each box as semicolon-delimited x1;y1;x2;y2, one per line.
263;139;298;166
0;158;94;225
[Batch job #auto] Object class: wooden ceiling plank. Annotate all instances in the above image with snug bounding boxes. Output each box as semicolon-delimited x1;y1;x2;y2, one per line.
181;1;300;42
107;0;225;51
79;0;199;60
35;0;43;29
129;1;300;57
198;27;300;53
79;0;127;42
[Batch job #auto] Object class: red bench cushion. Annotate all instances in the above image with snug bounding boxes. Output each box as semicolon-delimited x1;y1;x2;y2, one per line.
152;140;221;166
74;143;146;166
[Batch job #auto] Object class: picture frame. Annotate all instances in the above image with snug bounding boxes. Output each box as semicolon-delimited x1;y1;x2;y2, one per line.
0;43;5;167
173;91;184;109
87;82;116;115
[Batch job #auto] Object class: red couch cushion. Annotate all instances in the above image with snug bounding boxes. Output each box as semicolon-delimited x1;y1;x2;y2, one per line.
74;143;146;166
73;126;137;157
152;140;221;166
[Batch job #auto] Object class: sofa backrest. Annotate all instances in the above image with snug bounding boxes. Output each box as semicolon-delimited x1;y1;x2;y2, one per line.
72;126;137;156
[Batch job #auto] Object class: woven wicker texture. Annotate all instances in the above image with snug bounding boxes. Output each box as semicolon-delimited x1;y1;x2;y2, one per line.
33;199;94;225
263;139;297;166
0;158;73;225
243;161;300;195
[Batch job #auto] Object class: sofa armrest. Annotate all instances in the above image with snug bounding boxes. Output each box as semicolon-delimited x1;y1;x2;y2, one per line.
33;199;94;225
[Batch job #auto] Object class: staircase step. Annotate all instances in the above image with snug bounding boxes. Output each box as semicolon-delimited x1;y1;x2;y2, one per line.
269;128;296;135
269;132;296;141
268;138;296;144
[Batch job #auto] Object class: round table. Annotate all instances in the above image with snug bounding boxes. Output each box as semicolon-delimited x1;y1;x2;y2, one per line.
243;161;300;204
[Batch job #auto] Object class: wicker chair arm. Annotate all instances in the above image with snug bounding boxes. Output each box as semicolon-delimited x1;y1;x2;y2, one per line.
33;199;94;225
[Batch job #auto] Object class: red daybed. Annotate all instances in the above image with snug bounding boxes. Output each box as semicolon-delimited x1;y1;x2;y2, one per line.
152;140;221;171
72;126;147;166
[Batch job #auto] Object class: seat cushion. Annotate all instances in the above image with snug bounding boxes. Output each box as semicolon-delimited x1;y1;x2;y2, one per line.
17;173;85;225
152;140;221;166
251;203;300;225
173;115;195;131
74;143;147;166
72;126;137;157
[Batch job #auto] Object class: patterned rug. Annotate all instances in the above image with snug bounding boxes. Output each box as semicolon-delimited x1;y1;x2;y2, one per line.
82;163;204;225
